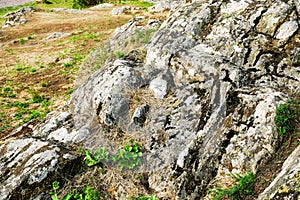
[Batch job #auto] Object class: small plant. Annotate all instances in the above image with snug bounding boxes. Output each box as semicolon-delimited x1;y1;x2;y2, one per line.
49;181;99;200
208;172;255;200
19;38;25;44
275;100;300;137
0;87;16;98
111;140;143;170
32;94;45;103
84;140;143;170
113;51;124;59
64;63;73;68
84;148;109;167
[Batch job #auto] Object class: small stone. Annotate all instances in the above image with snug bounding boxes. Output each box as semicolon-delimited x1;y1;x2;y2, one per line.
132;104;150;125
275;20;298;40
149;77;168;100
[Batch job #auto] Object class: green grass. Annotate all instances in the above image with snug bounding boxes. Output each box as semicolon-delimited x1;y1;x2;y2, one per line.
275;100;300;137
0;0;73;22
208;172;255;200
118;0;153;9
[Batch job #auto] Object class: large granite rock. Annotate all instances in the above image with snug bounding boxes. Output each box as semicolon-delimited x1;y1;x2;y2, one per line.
1;0;300;199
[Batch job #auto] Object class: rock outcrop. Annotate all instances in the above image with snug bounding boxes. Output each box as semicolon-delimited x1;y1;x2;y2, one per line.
2;6;34;28
1;0;300;199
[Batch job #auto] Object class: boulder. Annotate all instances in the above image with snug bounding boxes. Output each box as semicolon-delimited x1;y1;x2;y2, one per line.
2;6;35;28
1;0;300;199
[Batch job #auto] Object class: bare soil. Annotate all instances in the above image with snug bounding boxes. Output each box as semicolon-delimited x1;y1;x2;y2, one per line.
0;4;165;135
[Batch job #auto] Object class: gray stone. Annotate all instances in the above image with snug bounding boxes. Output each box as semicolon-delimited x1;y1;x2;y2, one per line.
2;6;35;28
2;0;300;199
149;76;168;100
132;104;150;125
46;32;71;40
111;6;131;15
275;20;298;41
90;3;114;9
51;8;92;14
0;136;75;200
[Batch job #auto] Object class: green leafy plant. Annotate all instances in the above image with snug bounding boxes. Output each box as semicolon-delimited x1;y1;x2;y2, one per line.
84;148;109;167
84;140;143;170
275;100;300;137
19;38;25;44
208;172;255;200
111;140;143;170
49;181;99;200
0;87;16;98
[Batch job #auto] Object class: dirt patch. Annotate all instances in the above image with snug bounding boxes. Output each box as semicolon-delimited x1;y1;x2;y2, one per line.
0;4;167;136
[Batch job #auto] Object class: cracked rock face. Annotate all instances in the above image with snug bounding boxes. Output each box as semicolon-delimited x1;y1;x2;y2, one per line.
1;0;300;199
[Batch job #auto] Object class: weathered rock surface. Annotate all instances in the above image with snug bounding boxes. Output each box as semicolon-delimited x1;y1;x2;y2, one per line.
1;0;300;199
258;145;300;199
147;0;184;12
2;6;34;28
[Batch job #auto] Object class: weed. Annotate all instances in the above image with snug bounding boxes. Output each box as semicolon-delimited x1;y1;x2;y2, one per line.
65;88;74;100
41;82;48;87
49;180;99;200
19;38;25;44
118;0;154;9
84;148;109;167
7;101;29;109
84;140;143;170
275;100;300;137
32;94;45;103
0;87;16;98
15;63;27;71
114;51;124;59
208;172;255;200
112;140;143;170
64;63;73;68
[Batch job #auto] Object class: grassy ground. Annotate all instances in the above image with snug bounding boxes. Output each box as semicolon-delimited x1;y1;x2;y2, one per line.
0;0;157;136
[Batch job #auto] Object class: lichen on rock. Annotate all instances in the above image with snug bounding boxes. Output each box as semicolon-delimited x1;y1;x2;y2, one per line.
1;0;300;199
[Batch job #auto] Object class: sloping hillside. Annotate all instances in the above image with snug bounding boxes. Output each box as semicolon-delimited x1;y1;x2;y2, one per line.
1;0;300;200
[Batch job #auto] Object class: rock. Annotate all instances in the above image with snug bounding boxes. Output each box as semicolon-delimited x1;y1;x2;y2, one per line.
149;76;168;100
2;0;300;199
275;20;299;43
90;3;114;9
111;6;131;15
258;145;300;200
51;8;92;14
131;104;150;125
0;135;76;199
147;0;184;12
46;32;71;40
2;6;35;28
